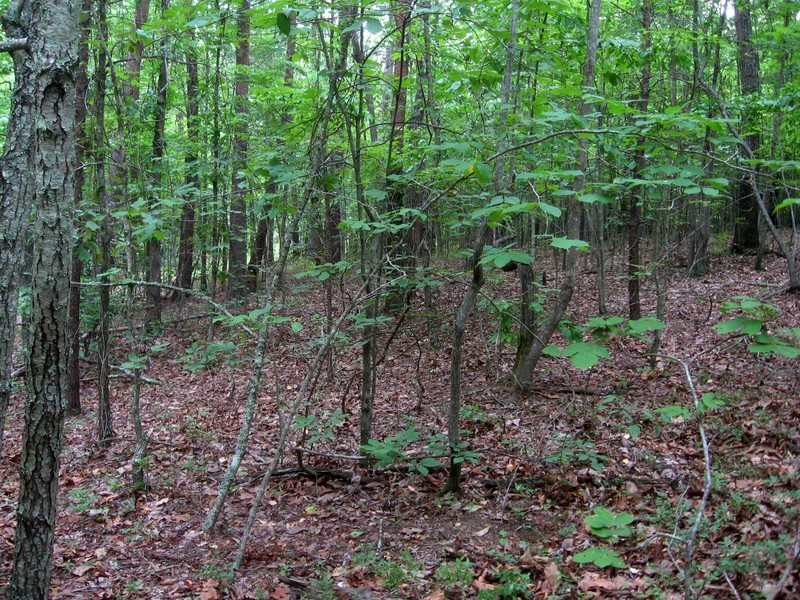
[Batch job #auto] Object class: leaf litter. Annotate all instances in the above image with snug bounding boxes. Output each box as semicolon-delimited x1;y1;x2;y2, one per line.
0;253;798;598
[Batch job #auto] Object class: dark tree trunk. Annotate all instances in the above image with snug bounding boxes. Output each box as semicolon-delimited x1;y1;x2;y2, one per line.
146;0;168;327
627;0;652;321
444;222;489;494
67;0;94;416
731;0;761;254
95;0;115;447
175;31;200;297
9;1;80;597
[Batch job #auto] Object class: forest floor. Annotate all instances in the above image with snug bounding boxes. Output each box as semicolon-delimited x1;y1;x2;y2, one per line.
1;251;799;599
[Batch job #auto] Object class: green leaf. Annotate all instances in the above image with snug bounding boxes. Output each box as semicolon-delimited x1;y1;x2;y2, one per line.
748;333;800;358
550;237;590;251
474;162;493;184
656;405;689;423
579;193;613;204
627;316;666;334
276;12;291;35
714;316;763;335
573;547;626;568
773;198;800;212
537;202;562;217
547;342;610;369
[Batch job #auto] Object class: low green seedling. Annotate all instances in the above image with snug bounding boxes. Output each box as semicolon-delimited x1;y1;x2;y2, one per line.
573;507;635;569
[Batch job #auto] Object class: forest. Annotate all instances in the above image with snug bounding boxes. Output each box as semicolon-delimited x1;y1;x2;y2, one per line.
0;0;799;597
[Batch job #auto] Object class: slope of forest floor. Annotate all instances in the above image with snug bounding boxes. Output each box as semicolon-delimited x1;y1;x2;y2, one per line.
1;252;799;599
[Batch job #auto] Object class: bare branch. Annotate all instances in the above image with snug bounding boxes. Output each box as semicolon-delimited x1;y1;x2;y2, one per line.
0;37;28;52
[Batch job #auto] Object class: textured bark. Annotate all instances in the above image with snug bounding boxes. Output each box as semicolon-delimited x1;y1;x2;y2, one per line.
10;0;80;597
731;0;761;254
174;32;199;296
0;0;35;454
66;0;93;416
627;0;652;321
146;0;168;327
228;0;251;298
95;0;115;447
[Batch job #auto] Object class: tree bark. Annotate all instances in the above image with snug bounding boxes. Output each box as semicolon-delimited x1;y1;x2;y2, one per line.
10;1;80;597
627;0;652;320
731;0;761;254
66;0;93;416
444;222;490;494
174;30;199;297
228;0;251;298
0;0;35;454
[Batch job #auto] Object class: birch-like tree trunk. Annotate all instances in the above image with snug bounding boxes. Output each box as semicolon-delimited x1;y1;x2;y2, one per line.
9;1;80;597
0;0;34;455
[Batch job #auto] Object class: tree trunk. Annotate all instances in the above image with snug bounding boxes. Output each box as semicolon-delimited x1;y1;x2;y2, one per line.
146;0;168;328
444;222;489;494
513;0;602;393
66;0;93;416
731;0;761;254
627;0;652;321
10;1;80;597
95;0;115;447
0;0;35;454
174;30;199;297
228;0;251;298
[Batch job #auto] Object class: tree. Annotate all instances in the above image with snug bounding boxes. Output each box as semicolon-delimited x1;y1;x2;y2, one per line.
731;0;761;254
0;0;35;455
6;0;80;597
228;0;251;297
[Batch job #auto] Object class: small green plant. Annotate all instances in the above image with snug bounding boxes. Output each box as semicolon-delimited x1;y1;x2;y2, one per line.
361;426;479;474
293;409;349;447
715;297;800;358
584;506;634;542
182;415;213;442
573;506;634;569
198;563;233;581
123;579;143;592
181;340;237;372
435;557;475;589
546;435;607;471
305;575;337;599
68;488;98;513
476;567;531;599
573;546;626;568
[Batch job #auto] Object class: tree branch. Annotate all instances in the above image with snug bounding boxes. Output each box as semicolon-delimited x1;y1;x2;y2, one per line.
0;37;28;52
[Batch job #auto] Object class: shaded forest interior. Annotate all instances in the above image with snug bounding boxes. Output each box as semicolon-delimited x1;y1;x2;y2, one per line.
1;0;800;598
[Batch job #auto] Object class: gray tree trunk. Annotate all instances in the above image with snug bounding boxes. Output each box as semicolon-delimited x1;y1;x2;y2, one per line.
228;0;251;297
9;1;80;598
0;0;35;455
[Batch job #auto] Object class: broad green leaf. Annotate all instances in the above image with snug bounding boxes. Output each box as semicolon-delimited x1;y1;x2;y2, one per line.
579;193;613;204
551;237;590;251
656;405;689;423
628;317;666;334
773;198;800;212
573;547;626;568
748;334;800;358
537;202;562;217
714;316;763;335
276;12;291;35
